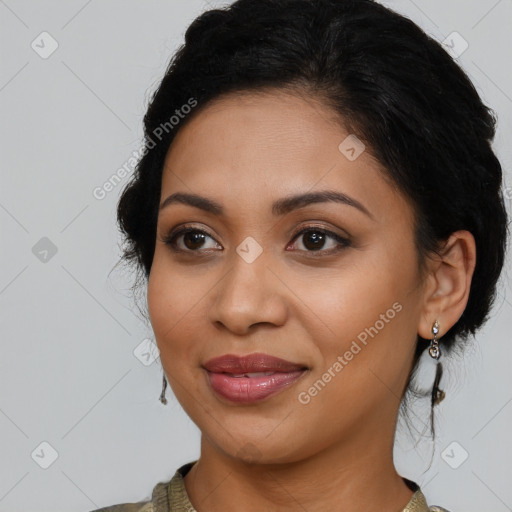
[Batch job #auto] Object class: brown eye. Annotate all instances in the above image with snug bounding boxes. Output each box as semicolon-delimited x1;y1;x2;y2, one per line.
163;228;221;253
162;225;351;257
289;227;351;254
182;231;207;250
301;231;327;251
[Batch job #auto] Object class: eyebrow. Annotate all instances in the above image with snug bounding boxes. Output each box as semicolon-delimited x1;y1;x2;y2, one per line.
159;190;374;220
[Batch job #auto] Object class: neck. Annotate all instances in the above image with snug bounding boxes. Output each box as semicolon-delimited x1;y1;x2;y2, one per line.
183;425;414;512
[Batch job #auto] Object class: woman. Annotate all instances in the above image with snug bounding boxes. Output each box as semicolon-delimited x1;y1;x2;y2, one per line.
92;0;508;510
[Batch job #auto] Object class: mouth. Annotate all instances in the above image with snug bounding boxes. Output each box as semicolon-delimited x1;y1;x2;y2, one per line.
202;353;308;404
203;352;307;373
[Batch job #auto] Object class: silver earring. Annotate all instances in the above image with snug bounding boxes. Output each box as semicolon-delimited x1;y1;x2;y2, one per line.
429;320;445;407
429;320;441;359
159;374;168;405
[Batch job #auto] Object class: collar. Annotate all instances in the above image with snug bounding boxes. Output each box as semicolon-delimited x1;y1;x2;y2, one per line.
153;461;434;512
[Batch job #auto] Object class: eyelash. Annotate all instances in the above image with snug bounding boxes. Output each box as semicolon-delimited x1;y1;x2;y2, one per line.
161;224;351;257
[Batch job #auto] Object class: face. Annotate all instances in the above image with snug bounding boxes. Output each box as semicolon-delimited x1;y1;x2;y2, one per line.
147;89;428;464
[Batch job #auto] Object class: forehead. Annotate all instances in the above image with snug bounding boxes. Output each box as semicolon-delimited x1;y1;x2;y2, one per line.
159;89;409;222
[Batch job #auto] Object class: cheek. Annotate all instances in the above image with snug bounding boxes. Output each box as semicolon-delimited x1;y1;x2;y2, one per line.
147;252;217;379
147;255;196;347
148;248;199;315
293;256;404;345
300;247;419;390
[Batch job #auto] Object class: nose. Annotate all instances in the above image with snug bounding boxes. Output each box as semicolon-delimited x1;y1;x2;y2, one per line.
207;251;288;335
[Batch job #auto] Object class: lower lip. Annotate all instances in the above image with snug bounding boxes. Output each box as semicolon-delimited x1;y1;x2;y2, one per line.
206;370;306;404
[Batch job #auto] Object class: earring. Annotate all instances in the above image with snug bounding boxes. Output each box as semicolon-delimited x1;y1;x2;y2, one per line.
429;320;445;406
429;320;441;359
159;374;168;405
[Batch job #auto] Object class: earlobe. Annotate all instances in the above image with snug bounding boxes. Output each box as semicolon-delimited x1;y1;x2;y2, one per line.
418;230;476;340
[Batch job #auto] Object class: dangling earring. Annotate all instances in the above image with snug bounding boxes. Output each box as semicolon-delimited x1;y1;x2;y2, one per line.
429;320;445;406
159;374;168;405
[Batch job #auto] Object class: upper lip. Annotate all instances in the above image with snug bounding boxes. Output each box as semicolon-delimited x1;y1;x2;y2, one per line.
203;353;307;373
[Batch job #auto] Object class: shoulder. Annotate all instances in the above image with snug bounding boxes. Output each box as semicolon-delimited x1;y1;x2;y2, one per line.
402;479;451;512
88;460;197;512
87;477;167;512
89;501;155;512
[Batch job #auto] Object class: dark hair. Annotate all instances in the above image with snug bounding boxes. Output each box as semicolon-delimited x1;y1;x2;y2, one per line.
116;0;509;412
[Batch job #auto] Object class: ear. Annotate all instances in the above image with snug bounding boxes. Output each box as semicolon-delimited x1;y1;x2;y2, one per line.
418;230;477;340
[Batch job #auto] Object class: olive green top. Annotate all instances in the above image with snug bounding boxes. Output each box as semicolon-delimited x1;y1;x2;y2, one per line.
90;461;450;512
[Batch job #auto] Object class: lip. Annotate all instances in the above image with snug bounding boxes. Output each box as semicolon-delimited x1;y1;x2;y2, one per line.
203;352;308;404
203;353;306;373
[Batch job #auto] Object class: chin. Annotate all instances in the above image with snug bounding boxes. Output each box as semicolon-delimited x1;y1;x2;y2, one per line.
208;429;310;466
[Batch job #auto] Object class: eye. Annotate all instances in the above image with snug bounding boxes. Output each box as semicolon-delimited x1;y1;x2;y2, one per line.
161;224;351;256
162;226;221;253
287;226;351;255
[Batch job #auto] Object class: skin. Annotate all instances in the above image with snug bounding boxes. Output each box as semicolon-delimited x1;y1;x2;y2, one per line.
147;89;476;512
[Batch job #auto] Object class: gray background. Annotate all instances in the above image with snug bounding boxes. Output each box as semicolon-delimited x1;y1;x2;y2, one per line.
1;1;511;511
